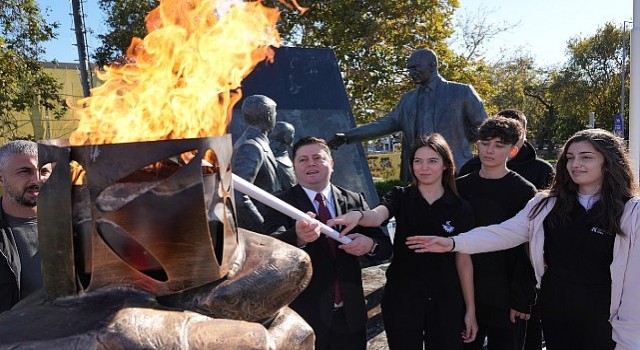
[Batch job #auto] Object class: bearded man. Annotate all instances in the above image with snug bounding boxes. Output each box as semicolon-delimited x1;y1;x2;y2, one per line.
0;140;52;312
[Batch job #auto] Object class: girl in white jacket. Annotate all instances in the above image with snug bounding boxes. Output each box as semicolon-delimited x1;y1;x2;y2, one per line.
410;129;640;350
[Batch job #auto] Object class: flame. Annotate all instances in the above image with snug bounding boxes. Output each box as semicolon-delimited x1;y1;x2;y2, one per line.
69;0;284;145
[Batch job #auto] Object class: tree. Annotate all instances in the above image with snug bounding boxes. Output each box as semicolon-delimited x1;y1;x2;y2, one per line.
448;4;519;62
274;0;475;123
557;23;627;137
483;54;557;147
0;0;66;140
93;0;158;68
93;0;492;124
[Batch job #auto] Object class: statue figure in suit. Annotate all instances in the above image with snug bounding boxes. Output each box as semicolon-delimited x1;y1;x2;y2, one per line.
329;49;488;180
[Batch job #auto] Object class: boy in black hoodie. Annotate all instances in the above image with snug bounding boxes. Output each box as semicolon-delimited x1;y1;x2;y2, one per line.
459;109;553;350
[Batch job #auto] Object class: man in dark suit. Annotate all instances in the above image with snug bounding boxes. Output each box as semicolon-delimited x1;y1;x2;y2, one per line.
263;136;392;350
329;48;488;180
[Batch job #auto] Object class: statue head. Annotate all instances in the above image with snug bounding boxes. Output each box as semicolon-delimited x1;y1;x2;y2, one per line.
407;49;438;85
241;95;277;133
269;121;295;153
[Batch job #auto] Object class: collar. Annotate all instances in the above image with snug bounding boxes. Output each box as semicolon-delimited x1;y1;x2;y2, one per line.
406;185;456;205
301;184;333;203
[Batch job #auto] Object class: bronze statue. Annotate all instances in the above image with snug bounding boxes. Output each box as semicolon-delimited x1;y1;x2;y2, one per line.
232;95;282;231
269;121;296;190
329;49;488;180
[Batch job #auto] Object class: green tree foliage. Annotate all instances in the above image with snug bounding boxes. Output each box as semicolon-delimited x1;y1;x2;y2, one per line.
93;0;158;68
273;0;491;124
0;0;65;139
483;23;628;153
486;56;548;138
92;0;496;125
555;23;627;138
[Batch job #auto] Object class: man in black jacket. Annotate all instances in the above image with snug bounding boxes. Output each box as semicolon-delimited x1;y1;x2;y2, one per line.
0;140;51;312
263;136;392;350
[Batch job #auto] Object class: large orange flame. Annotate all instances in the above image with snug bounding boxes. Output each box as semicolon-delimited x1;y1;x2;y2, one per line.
69;0;283;145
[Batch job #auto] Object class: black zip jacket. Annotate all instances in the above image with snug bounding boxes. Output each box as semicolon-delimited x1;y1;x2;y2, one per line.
0;201;21;313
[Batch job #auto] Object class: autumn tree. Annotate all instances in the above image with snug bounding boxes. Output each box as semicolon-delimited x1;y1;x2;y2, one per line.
272;0;490;123
0;0;66;140
93;0;491;124
93;0;158;67
556;22;627;137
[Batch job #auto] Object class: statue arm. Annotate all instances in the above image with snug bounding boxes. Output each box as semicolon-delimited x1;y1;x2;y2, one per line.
344;105;402;143
463;85;488;142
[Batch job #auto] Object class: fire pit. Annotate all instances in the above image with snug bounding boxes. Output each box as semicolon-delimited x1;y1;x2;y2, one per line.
38;136;238;297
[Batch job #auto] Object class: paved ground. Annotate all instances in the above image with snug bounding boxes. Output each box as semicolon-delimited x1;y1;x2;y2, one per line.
362;263;389;350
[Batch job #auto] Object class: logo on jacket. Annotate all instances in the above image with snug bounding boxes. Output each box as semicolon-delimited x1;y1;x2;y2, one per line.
590;227;610;236
442;221;454;234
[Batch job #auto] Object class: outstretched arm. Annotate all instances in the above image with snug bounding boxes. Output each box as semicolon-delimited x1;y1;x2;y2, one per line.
406;235;455;253
327;205;389;236
611;201;640;349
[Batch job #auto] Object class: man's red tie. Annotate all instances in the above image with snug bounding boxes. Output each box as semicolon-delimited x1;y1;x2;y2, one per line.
315;192;343;305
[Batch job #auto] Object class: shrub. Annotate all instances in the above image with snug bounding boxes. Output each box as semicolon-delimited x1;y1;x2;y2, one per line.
374;179;408;200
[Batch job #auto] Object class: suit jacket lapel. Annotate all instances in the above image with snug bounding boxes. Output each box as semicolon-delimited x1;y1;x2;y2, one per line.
331;185;348;217
330;185;349;263
292;185;315;214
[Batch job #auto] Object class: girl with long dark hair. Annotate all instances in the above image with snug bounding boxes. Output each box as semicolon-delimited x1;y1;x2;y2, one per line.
329;133;478;349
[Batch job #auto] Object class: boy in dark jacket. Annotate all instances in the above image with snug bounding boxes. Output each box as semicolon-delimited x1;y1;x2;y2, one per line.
456;117;537;350
459;109;553;350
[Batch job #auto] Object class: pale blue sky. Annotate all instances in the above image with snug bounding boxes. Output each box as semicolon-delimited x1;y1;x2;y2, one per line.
37;0;632;66
453;0;633;65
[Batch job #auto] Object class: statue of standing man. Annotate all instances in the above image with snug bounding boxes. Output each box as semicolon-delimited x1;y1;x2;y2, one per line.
329;49;488;181
269;121;296;190
232;95;281;232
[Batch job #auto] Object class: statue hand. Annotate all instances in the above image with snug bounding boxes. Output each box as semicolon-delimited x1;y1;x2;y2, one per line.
327;133;348;150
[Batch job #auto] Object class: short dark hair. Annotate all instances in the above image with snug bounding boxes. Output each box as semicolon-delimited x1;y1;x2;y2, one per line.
478;116;523;146
497;109;527;129
292;136;331;159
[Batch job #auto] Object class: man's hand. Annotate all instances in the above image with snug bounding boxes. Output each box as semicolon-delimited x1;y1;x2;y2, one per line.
338;234;374;256
327;133;348;150
295;212;322;246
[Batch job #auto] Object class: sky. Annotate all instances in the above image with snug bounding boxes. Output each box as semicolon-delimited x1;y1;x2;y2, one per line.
37;0;632;67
